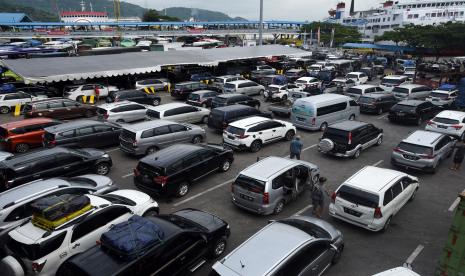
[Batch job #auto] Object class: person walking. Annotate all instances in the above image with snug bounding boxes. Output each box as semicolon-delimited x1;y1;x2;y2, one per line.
290;135;303;160
450;140;465;171
311;177;331;218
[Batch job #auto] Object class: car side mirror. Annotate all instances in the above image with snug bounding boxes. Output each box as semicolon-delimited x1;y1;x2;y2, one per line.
268;220;276;224
330;244;339;251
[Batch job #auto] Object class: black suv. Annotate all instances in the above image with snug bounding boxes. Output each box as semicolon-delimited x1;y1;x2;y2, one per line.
134;144;233;197
0;147;112;191
207;105;272;131
57;209;230;276
43;120;122;149
318;120;383;159
358;93;397;115
388;100;441;125
106;90;161;106
211;94;260;109
171;82;209;100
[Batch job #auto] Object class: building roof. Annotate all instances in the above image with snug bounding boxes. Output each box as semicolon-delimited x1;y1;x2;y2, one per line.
1;45;310;84
0;13;33;24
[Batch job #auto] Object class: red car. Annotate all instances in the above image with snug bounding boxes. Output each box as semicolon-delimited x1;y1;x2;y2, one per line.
0;118;62;153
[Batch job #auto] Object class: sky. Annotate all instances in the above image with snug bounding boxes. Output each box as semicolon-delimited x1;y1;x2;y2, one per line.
125;0;378;21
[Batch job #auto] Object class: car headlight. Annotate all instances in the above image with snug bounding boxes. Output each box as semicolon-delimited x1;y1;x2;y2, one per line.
102;154;110;158
226;224;230;229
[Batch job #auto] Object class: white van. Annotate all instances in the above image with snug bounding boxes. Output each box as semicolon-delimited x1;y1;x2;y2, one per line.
379;75;409;92
291;94;360;131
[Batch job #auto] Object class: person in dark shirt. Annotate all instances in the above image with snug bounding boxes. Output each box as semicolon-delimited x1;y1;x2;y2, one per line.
450;141;465;171
290;135;303;160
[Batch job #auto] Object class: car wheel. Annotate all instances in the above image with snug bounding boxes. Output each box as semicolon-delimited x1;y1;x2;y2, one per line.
320;122;328;131
381;216;392;232
176;182;189;197
282;94;288;101
202;116;209;124
152;99;160;106
377;108;383;115
250;140;262;152
142;208;159;217
284;130;295;141
210;237;227;258
146;146;157;155
15;143;30;153
219;159;231;172
331;245;344;265
353;148;361;159
273;200;285;215
409;188;418;202
376;136;383;146
192;135;202;144
84;110;94;118
95;162;110;175
0;106;10;114
349;114;356;120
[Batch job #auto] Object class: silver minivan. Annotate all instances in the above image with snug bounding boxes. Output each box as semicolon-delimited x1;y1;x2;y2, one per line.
119;120;206;155
392;84;432;101
291;94;360;131
223;80;265;96
97;101;147;123
212;75;245;91
231;156;320;215
146;103;210;124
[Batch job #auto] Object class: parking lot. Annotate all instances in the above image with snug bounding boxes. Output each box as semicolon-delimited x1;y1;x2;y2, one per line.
0;80;461;276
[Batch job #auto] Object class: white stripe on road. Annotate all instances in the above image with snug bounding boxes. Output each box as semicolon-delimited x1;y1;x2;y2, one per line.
372;160;384;167
377;114;388;120
449;189;465;212
122;172;134;178
404;244;424;268
173;179;234;207
293;205;314;216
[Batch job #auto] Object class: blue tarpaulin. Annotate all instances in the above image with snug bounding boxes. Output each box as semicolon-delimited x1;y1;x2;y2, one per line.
342;43;416;53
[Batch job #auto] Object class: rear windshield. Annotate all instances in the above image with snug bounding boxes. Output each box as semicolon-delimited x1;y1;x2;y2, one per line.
346;73;358;79
392;87;409;94
97;108;107;115
188;93;200;101
392;104;415;112
323;128;349;142
292;103;315;117
429;92;449;99
358;96;375;104
174;84;187;89
224;83;235;89
432;117;460;125
137;161;165;177
226;126;245;136
146;109;160;119
64;86;79;92
347;88;363;95
68;177;98;188
213;78;224;84
337;185;379;208
120;130;136;141
213;97;228;104
382;78;404;85
398;142;432;155
286;71;298;76
268;86;280;92
234;174;265;193
295;80;308;84
7;232;66;260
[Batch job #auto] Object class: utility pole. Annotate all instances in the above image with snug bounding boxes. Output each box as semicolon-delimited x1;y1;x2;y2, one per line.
258;0;263;46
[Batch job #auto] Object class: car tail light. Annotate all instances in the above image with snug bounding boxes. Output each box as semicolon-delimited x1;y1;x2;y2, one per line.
32;261;46;273
421;154;436;159
132;140;138;147
133;168;140;176
374;207;383;218
452;125;463;130
393;147;403;153
237;134;250;139
348;132;352;145
104;113;109;120
311;117;316;125
331;192;336;203
263;192;269;204
427;120;434;125
154;176;168;187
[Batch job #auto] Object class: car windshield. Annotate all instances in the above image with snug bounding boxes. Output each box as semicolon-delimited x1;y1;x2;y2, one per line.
358;96;375;104
98;194;136;206
64;86;79;92
432;117;460;125
174;84;187;89
224;83;235;89
279;219;331;239
68;177;97;188
347;88;363;95
382;78;404;85
164;215;205;231
188;93;200;101
346;73;358;79
286;71;298;76
392;104;415;112
392;87;409;94
429;92;449;99
146;109;160;119
337;185;379;208
295;80;308;84
268;86;280;92
234;174;265;193
7;232;66;260
213;97;228;104
226;126;245;136
398;142;432;155
213;78;224;84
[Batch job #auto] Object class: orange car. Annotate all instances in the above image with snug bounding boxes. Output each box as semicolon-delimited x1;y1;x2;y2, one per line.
0;118;62;153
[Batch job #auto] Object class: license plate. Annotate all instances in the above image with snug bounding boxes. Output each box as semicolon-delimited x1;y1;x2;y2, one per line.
343;207;361;217
432;99;439;102
397;112;404;116
297;117;305;122
403;154;417;160
438;125;447;129
227;135;235;140
240;194;254;201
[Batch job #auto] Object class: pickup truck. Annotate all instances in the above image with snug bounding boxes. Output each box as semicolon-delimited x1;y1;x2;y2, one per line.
268;89;321;117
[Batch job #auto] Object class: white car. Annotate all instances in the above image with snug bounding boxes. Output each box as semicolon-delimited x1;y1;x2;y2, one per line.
294;77;321;89
380;75;409;92
346;72;369;85
329;166;419;232
426;110;465;140
135;78;170;90
0;92;46;114
1;189;159;276
263;84;302;101
223;116;296;152
97;101;148;123
426;88;458;107
345;84;385;101
372;267;421;276
63;84;118;102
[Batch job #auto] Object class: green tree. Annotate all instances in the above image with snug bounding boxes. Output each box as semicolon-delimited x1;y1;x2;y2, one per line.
301;22;361;46
142;9;179;22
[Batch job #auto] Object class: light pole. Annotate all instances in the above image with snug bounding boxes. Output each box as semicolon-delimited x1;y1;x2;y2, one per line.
259;0;263;46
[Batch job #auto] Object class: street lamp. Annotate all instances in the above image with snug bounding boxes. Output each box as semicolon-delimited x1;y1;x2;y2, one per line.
259;0;263;46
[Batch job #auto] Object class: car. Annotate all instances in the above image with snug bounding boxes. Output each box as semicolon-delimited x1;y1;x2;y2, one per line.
294;76;321;89
318;121;383;159
56;209;230;276
263;84;302;101
252;65;276;74
231;156;320;215
0;175;115;247
360;67;376;81
223;116;296;152
171;81;209;100
208;105;272;131
379;75;409;92
63;84;117;102
190;72;214;82
258;74;288;87
186;90;219;108
308;63;324;77
0;92;46;114
43;120;121;149
392;84;432;101
96;101;148;123
23;98;98;120
0;147;112;191
211;216;344;275
134;144;233;197
323;78;356;94
1;189;159;276
119;120;206;156
391;130;456;173
345;84;385;101
211;75;245;91
388;100;441;126
358;93;397;115
135;78;169;90
0;118;62;153
346;72;368;85
426;110;465;140
426;86;458;108
0;152;13;161
105;89;161;106
146;102;210;124
372;267;421;276
284;69;307;82
329;166;419;232
223;80;265;96
18;85;57;98
211;94;261;109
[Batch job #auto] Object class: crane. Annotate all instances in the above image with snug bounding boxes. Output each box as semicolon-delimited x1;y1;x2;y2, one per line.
113;0;120;23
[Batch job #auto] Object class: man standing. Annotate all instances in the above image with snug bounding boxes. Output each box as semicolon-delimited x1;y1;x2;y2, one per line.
312;177;331;218
290;135;303;160
451;140;465;171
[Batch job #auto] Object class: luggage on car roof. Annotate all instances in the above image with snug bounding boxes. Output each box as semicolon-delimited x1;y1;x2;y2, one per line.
100;215;165;260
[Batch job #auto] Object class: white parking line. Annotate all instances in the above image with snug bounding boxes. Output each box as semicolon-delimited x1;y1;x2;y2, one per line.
449;189;465;212
293;205;314;216
284;144;318;158
372;160;384;167
377;114;388;120
122;172;134;178
106;148;120;153
173;179;234;207
403;244;424;269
